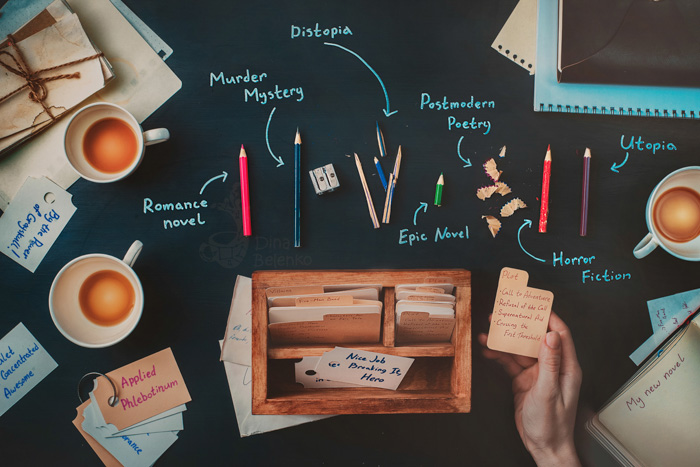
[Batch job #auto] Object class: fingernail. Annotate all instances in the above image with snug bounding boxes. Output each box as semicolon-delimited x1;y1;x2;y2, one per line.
545;331;560;349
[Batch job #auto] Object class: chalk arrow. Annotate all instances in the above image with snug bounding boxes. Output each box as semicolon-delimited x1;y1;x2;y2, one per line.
457;136;472;167
518;219;545;262
200;171;228;195
611;152;628;173
324;42;398;117
266;107;285;167
413;202;428;226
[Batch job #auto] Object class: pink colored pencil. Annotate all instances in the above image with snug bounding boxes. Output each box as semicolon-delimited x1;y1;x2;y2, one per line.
239;145;251;236
538;145;551;233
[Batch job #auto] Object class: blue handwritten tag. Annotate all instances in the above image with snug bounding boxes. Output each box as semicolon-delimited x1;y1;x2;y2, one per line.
647;288;700;333
0;323;58;417
0;177;76;272
314;347;414;390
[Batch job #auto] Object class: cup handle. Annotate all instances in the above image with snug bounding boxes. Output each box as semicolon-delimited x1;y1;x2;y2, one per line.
633;233;658;259
143;128;170;147
123;240;143;267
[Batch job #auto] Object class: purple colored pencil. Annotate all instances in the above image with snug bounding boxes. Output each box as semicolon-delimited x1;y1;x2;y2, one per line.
580;148;591;236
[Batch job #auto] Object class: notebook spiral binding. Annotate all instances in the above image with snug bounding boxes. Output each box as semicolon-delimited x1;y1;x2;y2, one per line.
539;103;697;119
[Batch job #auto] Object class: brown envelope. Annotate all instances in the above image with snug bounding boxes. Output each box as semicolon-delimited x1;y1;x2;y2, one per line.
92;348;191;431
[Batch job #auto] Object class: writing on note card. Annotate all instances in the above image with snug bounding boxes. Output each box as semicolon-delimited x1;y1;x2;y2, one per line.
314;347;414;390
0;323;58;417
487;267;553;358
0;177;76;272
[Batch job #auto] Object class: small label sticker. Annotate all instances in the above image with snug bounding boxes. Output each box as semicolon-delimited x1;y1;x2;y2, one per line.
0;177;76;272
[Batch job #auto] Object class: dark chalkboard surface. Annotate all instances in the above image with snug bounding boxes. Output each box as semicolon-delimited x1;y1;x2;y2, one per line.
1;0;699;465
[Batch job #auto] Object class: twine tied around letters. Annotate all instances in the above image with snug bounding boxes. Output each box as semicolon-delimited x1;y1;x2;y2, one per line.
0;34;104;131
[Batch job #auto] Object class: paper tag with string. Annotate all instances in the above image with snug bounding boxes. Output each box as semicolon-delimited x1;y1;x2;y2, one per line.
0;176;76;272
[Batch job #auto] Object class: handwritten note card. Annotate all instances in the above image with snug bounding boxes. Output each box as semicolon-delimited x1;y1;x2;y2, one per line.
0;177;76;272
314;347;414;390
221;276;253;366
0;323;58;417
487;267;553;358
92;348;191;431
648;288;700;333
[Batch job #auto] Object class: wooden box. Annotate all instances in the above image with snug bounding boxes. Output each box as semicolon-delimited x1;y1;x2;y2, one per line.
251;269;471;415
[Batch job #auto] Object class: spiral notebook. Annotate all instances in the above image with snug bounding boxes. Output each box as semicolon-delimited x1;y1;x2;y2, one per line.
535;0;700;118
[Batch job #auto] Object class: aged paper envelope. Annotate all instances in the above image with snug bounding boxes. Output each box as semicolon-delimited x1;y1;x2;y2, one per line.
0;0;182;209
92;348;191;431
0;12;105;150
487;267;553;358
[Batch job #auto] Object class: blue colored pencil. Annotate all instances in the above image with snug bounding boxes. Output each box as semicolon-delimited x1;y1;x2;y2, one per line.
294;129;301;247
374;157;388;191
376;121;387;158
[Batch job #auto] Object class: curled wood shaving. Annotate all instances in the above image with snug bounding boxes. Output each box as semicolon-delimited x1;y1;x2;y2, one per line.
482;215;501;238
500;198;527;217
483;158;502;182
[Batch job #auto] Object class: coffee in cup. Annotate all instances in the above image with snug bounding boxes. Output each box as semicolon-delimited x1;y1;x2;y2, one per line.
49;241;144;347
64;103;169;183
634;167;700;261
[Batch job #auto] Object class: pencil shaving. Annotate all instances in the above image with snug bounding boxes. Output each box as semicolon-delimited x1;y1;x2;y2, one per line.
500;198;526;217
482;215;501;238
476;185;498;200
476;182;511;200
498;146;506;158
483;158;502;182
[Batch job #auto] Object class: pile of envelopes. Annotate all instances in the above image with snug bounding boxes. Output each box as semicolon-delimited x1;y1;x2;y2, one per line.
266;284;383;344
395;282;456;343
0;0;113;157
73;348;191;467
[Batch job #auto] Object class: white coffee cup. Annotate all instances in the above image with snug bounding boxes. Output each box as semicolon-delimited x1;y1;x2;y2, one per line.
49;241;144;348
64;102;169;183
633;166;700;261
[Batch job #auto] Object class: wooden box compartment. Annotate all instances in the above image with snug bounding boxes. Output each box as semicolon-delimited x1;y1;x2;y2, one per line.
252;269;471;415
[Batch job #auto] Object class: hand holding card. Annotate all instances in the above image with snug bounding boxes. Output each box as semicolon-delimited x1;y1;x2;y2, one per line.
487;267;553;358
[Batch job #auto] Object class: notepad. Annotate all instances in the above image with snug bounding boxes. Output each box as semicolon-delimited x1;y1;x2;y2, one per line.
587;312;700;466
535;0;700;119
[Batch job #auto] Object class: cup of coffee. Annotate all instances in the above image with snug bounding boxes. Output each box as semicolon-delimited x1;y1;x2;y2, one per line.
49;241;144;347
633;166;700;260
64;103;169;183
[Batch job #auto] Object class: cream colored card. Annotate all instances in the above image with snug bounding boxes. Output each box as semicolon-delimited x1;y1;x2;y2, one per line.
295;295;354;307
314;347;414;390
92;348;191;431
491;0;537;74
396;283;455;294
268;314;381;345
397;312;456;344
294;356;363;388
0;0;182;209
269;303;381;324
266;285;324;298
598;321;700;467
395;291;456;303
487;267;553;358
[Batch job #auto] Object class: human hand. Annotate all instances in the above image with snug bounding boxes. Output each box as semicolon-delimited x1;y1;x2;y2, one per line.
478;312;582;467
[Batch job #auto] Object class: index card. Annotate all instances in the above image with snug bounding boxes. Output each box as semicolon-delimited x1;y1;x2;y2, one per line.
487;267;553;358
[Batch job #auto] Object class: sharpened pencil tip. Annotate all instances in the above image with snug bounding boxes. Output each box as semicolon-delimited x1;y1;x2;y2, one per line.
584;147;591;158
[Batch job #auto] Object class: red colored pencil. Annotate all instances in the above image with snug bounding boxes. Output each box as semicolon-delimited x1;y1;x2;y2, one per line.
538;145;551;233
580;148;591;236
239;145;251;236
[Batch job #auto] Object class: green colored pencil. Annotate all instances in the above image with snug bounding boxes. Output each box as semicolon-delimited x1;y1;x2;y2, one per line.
434;173;444;207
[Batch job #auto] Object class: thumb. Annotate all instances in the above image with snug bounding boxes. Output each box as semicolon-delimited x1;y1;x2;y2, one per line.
535;331;562;397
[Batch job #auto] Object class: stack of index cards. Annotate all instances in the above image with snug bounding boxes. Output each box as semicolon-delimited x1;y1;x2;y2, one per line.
395;282;456;343
72;348;191;466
